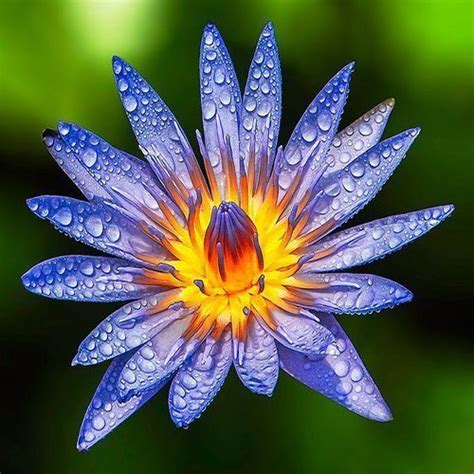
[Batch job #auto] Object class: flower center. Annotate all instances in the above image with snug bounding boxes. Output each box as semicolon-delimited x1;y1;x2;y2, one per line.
203;202;264;294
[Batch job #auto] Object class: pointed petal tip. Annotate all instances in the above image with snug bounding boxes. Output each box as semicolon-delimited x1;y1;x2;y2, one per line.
202;23;221;43
443;204;455;216
170;414;187;429
20;271;32;291
386;97;396;107
112;55;129;77
263;21;275;32
334;61;355;84
57;121;72;136
262;387;275;397
112;55;126;66
428;204;455;224
76;440;88;452
26;197;40;212
42;128;57;141
204;22;217;32
404;289;414;304
368;402;393;422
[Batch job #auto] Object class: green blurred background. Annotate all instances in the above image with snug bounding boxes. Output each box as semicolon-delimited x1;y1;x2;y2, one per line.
0;0;472;472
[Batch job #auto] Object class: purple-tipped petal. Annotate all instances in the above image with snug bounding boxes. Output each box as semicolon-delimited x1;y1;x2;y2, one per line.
279;63;354;202
21;255;162;302
240;22;282;166
77;352;169;451
26;195;168;266
73;293;190;366
305;128;420;233
200;23;242;190
305;205;455;272
112;56;195;190
116;317;201;399
326;98;395;173
234;318;279;396
42;129;109;201
169;330;232;428
296;273;413;315
278;312;392;422
259;307;335;355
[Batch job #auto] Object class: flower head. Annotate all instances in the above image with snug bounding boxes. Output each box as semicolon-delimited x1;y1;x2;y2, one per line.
22;22;453;451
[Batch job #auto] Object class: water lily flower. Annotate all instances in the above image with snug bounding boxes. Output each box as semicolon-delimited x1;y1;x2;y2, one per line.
22;22;453;451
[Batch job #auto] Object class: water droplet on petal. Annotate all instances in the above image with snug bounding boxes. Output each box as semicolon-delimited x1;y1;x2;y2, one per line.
83;148;98;167
123;95;138;112
317;110;332;131
202;100;217;120
53;208;73;226
85;216;104;237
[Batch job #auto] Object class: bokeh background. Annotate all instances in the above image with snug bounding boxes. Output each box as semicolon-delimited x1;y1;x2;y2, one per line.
1;0;473;473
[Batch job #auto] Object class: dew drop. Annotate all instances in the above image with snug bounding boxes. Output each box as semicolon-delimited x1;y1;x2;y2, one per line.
85;216;104;237
83;148;98;168
53;208;73;226
202;100;217;120
317;110;332;132
123;95;138;112
301;122;318;143
359;122;373;136
92;415;106;431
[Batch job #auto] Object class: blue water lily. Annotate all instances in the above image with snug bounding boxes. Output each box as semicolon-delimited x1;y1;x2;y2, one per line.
22;22;453;451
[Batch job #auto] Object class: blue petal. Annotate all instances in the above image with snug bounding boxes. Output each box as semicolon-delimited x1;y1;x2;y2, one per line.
306;128;420;232
73;293;189;365
234;318;279;396
77;352;169;451
326;98;395;173
116;317;200;399
305;205;455;272
55;123;181;218
26;195;168;265
260;308;335;355
169;330;232;428
296;273;413;315
42;129;109;201
200;23;242;190
112;56;195;190
240;22;282;165
278;63;353;201
278;312;392;422
22;255;160;302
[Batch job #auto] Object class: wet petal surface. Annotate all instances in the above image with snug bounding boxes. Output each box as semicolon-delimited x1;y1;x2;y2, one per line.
279;63;353;202
261;308;335;355
305;205;454;271
240;22;281;166
116;317;200;398
22;255;159;302
326;98;395;173
112;56;195;190
73;293;188;365
77;352;169;451
305;128;420;233
278;312;392;422
26;195;168;266
200;23;242;189
169;330;232;427
234;318;279;396
296;273;413;314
